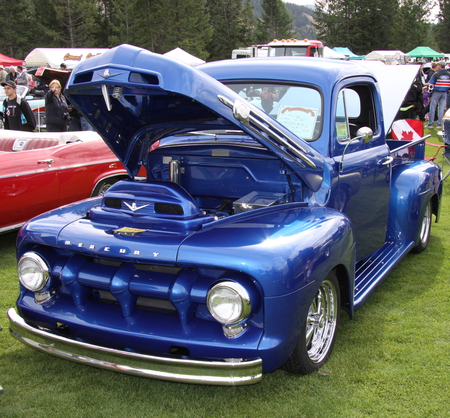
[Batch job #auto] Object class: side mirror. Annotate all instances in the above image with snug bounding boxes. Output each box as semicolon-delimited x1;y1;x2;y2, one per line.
355;126;373;144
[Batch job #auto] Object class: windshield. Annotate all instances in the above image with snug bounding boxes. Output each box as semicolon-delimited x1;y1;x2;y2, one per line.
224;82;322;141
269;46;308;57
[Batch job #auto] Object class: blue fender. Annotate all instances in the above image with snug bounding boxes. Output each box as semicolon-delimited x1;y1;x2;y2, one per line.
179;204;355;370
17;197;102;256
389;160;441;245
178;203;355;296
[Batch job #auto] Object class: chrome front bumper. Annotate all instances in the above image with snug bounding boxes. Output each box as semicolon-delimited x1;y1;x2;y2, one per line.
7;308;263;386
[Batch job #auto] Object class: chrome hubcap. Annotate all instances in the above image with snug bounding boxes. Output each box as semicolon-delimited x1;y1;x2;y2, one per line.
419;204;431;243
306;279;338;363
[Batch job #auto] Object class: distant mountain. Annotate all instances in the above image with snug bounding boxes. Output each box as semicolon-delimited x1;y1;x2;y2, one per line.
249;0;317;39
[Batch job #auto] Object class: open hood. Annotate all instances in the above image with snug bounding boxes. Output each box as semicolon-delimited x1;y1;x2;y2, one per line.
65;44;324;192
356;60;420;136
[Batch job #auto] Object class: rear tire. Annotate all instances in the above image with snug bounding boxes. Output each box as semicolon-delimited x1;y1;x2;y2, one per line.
283;271;340;374
411;201;431;254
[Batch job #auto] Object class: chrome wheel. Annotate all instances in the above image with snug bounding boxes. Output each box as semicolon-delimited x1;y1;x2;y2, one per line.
412;201;431;253
95;182;113;196
419;203;431;244
305;279;339;364
282;271;340;374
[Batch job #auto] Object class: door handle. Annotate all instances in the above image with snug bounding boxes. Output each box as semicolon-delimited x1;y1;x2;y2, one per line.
38;159;53;165
379;156;393;166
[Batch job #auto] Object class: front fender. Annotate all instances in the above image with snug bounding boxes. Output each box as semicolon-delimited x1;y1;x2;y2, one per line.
178;204;355;297
17;197;101;255
389;160;442;244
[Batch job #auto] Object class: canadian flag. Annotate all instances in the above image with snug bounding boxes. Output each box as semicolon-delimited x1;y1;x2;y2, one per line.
391;119;424;141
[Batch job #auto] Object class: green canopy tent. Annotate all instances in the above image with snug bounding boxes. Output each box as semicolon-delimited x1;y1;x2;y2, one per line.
406;46;444;59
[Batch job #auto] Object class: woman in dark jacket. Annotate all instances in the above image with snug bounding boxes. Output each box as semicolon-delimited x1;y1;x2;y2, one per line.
45;79;70;132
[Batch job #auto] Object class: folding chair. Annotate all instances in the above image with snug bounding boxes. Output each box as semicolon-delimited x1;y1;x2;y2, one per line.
435;130;450;180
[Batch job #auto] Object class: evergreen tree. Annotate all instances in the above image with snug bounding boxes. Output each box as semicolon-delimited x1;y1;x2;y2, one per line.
93;0;134;47
389;0;431;52
29;0;66;49
435;0;450;52
129;0;160;52
130;0;212;60
52;0;98;47
256;0;296;43
0;0;36;58
314;0;398;54
206;0;256;61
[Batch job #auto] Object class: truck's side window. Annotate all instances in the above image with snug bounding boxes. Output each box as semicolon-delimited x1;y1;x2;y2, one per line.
336;85;377;142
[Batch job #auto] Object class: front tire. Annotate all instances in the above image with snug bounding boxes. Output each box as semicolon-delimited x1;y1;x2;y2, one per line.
412;201;432;254
283;271;340;375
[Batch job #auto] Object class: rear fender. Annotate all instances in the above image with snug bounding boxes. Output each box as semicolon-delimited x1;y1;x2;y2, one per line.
388;160;442;244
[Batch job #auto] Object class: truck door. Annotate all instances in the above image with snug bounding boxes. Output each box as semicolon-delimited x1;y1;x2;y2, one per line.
332;82;392;260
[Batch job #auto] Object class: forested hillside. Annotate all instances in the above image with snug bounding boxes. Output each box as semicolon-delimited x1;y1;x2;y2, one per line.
250;0;317;39
0;0;318;63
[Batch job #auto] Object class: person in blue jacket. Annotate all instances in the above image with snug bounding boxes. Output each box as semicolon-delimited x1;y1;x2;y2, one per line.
426;61;450;129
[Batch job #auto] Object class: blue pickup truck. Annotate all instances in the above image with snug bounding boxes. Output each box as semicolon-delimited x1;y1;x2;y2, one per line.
8;45;442;385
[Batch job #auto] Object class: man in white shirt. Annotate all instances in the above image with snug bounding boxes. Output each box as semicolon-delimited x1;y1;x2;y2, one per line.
15;65;29;88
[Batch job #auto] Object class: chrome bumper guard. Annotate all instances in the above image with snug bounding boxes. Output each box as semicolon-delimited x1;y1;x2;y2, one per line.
7;308;263;386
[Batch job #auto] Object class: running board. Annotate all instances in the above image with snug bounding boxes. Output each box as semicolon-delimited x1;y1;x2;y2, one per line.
354;240;415;310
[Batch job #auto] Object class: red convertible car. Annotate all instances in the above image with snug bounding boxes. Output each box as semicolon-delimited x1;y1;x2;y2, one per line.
0;129;129;234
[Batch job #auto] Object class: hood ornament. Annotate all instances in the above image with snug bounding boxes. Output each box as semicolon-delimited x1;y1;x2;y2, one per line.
124;202;150;212
98;69;124;79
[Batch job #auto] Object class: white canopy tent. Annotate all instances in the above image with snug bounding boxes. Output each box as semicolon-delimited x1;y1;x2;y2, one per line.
364;50;407;64
163;48;205;67
323;47;347;60
25;48;109;69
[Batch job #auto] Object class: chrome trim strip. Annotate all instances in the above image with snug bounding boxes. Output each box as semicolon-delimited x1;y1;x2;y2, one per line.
0;159;122;181
218;94;317;169
7;308;263;386
0;222;24;234
389;135;428;153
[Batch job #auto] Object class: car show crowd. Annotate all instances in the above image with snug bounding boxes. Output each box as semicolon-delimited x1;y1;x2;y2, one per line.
2;52;450;134
0;61;95;132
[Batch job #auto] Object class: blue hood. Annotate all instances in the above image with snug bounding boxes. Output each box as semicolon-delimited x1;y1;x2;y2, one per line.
65;44;324;191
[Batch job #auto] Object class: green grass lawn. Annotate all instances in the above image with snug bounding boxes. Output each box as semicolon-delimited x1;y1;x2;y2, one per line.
1;130;449;418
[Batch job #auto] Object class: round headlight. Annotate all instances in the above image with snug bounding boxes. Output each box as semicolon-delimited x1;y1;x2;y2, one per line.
207;281;251;325
18;252;50;292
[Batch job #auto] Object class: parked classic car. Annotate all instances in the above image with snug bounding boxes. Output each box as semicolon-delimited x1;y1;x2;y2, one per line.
8;45;442;385
0;129;129;234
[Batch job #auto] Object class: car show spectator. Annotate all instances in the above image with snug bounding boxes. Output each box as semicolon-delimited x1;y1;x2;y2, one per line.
426;61;450;128
7;66;17;82
60;63;67;70
27;74;36;93
396;72;423;120
45;79;70;132
15;65;29;87
0;65;7;84
419;62;438;121
1;80;36;131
